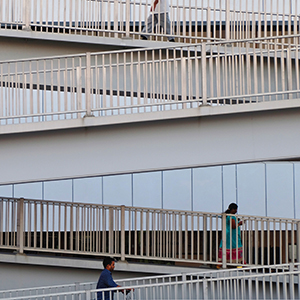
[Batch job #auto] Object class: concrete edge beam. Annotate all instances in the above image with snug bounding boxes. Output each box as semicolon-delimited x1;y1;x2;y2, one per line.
1;99;300;136
0;253;206;274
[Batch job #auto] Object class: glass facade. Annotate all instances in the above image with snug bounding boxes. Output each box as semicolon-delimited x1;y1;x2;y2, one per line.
1;162;299;218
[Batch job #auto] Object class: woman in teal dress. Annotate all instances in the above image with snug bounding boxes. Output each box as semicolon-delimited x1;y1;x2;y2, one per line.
218;203;245;264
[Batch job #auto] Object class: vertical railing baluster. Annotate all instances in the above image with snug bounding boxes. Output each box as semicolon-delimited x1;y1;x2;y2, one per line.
222;213;227;269
70;204;73;251
125;0;130;38
178;213;182;259
203;214;207;263
22;0;30;30
76;66;82;117
109;207;113;254
297;221;300;264
121;206;125;261
185;214;188;260
34;201;37;249
225;1;230;40
40;201;43;249
146;210;150;257
17;198;24;254
254;219;258;265
201;42;207;105
85;52;92;116
181;57;186;104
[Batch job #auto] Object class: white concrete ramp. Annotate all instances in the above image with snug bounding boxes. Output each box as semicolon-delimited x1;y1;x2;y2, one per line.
1;102;300;185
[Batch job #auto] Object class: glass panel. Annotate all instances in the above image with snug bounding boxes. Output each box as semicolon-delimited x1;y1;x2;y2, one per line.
44;180;72;201
74;177;102;204
223;164;237;210
133;172;161;208
193;166;222;213
103;174;132;206
266;163;294;218
294;163;300;219
163;169;191;210
14;182;43;199
0;185;13;197
237;163;266;216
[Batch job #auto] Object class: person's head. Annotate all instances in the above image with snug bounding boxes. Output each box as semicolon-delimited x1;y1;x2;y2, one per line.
225;203;238;214
103;257;116;272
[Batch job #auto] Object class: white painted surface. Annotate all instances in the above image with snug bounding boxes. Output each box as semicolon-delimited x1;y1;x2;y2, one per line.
1;106;300;186
0;253;200;290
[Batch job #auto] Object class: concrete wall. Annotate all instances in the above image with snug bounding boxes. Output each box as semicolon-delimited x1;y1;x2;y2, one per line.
0;36;125;61
1;106;300;185
0;254;196;291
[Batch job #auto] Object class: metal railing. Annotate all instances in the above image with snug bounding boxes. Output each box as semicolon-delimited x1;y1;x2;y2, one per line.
0;263;298;298
1;264;300;300
0;35;300;126
0;0;299;43
1;197;300;268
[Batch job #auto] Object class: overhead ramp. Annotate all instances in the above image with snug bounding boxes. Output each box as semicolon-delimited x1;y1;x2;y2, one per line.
0;0;299;44
1;263;300;300
0;35;299;129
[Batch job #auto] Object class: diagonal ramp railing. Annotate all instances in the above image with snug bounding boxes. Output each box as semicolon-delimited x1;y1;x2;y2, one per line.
1;197;300;268
1;263;300;300
0;0;300;43
0;263;298;299
0;35;300;127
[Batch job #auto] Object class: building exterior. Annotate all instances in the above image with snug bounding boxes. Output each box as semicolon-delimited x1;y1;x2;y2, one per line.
0;0;300;290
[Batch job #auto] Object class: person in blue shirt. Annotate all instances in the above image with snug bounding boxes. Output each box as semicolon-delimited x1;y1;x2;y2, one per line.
96;257;120;300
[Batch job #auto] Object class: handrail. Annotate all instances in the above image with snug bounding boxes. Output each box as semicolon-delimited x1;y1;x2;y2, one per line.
0;35;299;126
0;263;298;298
0;0;299;43
0;197;300;268
1;264;300;300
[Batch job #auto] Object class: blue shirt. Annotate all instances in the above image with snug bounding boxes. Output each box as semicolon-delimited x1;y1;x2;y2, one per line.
96;269;118;300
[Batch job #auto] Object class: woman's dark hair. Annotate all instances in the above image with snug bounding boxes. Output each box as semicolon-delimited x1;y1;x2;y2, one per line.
225;203;238;213
103;256;115;269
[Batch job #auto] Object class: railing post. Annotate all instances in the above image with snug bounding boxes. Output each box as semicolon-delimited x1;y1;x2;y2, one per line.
222;213;227;269
109;208;114;254
76;66;82;112
120;206;126;261
17;198;24;254
286;47;293;99
125;0;131;38
297;221;300;264
289;263;295;299
225;0;230;40
114;0;118;38
207;7;211;41
22;0;31;31
203;215;207;263
181;58;187;104
85;52;93;117
181;272;186;296
178;214;182;259
85;290;91;300
203;279;208;300
75;282;80;300
201;42;207;106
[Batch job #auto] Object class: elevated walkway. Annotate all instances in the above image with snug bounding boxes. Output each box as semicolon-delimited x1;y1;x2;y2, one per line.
1;262;299;299
0;35;300;184
1;0;299;46
0;35;299;130
1;197;299;269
